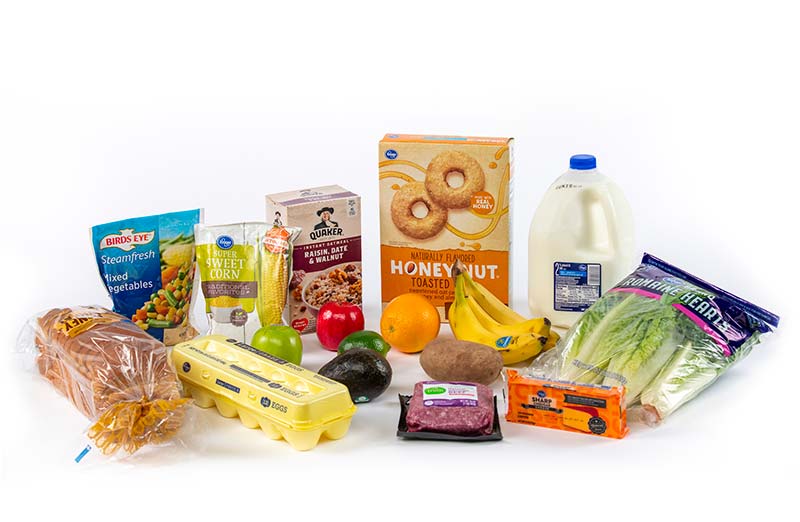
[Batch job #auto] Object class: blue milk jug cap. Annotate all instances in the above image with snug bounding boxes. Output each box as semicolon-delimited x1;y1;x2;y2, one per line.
570;154;596;170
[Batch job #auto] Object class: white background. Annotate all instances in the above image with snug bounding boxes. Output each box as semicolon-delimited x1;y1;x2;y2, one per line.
1;0;797;519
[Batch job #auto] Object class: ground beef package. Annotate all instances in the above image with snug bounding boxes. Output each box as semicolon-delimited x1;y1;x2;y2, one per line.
405;381;494;436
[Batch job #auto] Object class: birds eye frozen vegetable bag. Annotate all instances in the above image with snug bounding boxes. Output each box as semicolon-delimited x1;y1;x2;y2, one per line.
92;209;202;345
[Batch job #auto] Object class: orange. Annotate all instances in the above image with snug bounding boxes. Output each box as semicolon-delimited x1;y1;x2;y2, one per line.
380;293;441;353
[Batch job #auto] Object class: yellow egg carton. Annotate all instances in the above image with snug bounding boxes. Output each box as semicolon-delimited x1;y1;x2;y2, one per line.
171;335;357;450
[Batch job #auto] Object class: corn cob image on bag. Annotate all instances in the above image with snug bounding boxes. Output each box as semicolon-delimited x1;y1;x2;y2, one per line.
258;226;298;326
195;223;300;343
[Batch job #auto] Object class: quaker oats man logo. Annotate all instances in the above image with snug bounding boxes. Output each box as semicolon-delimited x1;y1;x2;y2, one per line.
314;207;338;231
309;206;344;240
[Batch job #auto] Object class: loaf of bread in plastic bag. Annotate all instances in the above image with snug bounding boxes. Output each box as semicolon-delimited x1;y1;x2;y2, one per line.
32;306;189;455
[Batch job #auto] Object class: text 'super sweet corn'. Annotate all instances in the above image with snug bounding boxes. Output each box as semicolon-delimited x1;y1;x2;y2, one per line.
172;335;357;450
195;223;300;343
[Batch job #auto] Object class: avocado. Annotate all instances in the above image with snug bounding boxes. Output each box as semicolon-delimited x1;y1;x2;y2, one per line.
318;348;392;403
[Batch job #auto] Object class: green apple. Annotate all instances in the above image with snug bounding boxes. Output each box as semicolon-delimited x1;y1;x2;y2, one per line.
250;325;303;365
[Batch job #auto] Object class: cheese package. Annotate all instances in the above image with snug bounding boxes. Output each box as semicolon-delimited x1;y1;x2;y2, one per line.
505;369;628;439
172;335;357;450
379;134;513;323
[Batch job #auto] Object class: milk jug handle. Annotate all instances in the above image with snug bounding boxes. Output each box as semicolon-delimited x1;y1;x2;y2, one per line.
582;186;620;251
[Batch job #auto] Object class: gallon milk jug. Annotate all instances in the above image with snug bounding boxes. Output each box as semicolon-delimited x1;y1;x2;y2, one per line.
528;154;634;328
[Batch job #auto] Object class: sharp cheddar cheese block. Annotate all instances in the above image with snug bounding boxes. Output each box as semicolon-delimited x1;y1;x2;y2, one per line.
506;370;628;439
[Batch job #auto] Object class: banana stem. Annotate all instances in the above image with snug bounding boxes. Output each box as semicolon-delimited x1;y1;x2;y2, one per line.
451;258;468;279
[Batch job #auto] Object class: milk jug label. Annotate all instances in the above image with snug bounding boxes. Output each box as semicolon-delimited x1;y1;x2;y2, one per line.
553;262;601;312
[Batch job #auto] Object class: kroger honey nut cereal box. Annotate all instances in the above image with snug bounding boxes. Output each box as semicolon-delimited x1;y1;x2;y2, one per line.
266;186;362;334
379;134;513;322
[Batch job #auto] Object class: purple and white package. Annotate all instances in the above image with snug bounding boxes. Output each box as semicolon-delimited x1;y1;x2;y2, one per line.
527;253;780;425
406;381;494;436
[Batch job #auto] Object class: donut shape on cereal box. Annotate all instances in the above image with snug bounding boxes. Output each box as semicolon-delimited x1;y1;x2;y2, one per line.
425;150;486;209
390;182;448;240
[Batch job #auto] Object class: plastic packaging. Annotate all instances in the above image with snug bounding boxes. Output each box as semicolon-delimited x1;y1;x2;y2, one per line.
171;335;356;451
528;155;634;328
397;394;502;442
18;306;190;459
526;253;780;424
91;209;202;345
195;223;300;343
404;381;495;436
506;370;628;439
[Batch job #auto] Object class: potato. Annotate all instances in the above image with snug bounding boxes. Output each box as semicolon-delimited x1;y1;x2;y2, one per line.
419;338;504;385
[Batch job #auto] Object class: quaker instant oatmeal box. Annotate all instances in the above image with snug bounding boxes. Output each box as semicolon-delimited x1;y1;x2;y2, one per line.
266;185;362;334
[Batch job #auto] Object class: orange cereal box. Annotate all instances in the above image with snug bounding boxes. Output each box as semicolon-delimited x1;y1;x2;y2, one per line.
505;369;629;439
379;134;513;322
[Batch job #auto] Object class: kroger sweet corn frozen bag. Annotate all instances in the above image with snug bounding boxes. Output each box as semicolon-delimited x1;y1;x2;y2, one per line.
91;209;202;345
195;223;300;342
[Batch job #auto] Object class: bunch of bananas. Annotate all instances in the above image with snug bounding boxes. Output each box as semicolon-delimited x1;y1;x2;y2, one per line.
449;261;559;365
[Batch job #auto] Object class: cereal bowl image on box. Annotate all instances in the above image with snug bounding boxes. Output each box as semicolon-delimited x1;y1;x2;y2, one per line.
301;261;363;314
